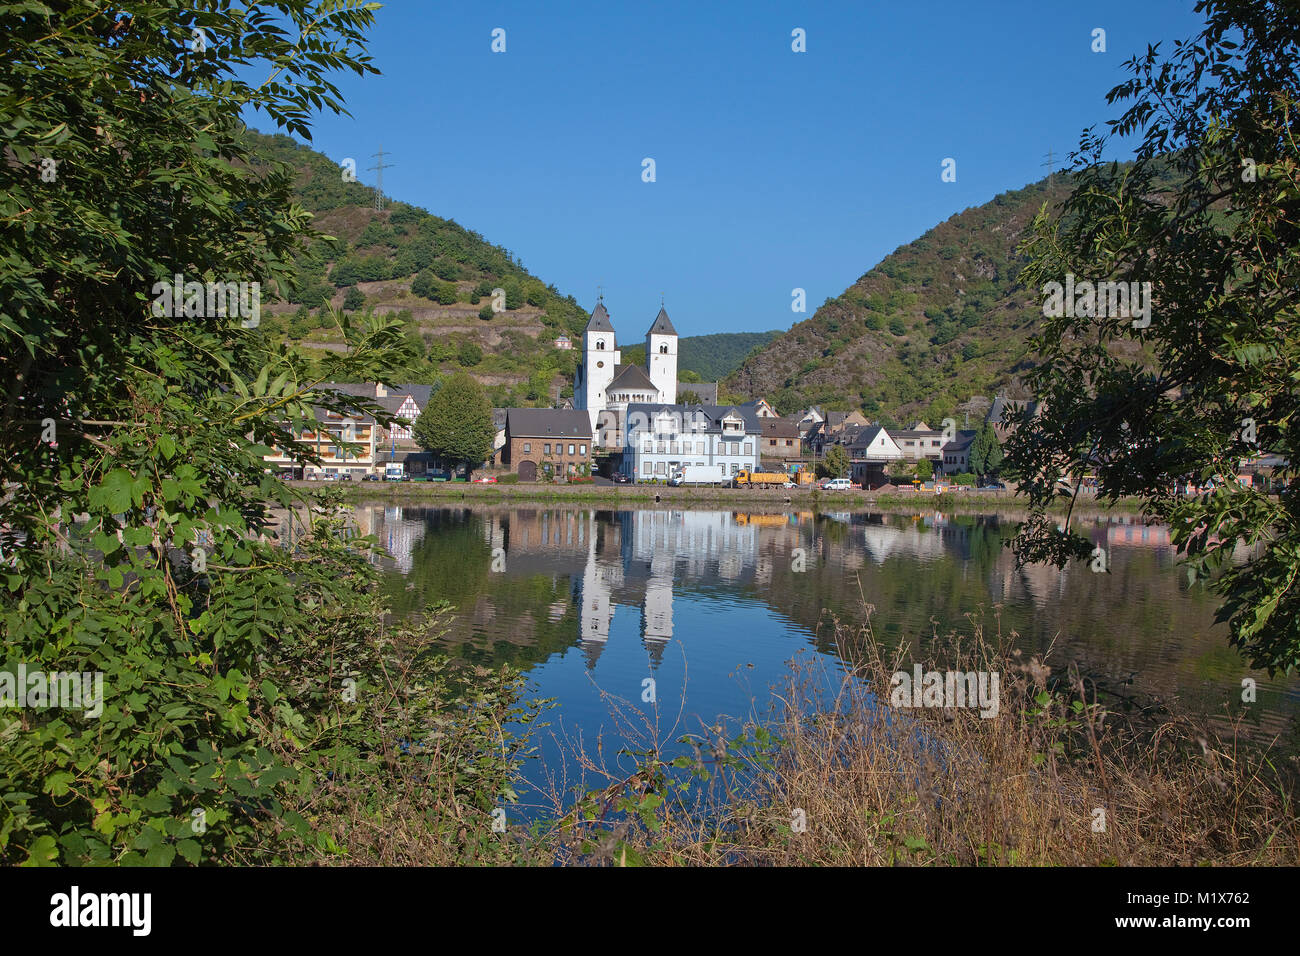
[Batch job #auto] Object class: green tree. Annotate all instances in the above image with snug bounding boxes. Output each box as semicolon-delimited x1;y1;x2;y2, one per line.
343;286;366;311
823;444;850;478
1008;0;1300;672
968;424;1003;479
0;0;463;865
458;340;483;366
412;372;496;478
916;458;933;481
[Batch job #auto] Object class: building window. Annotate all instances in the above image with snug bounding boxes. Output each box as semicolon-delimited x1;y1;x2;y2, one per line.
544;443;551;454
659;344;668;354
731;463;739;475
597;340;605;350
580;444;587;455
743;442;752;456
568;444;575;455
655;462;666;475
697;441;706;454
657;442;666;454
643;462;652;475
523;442;531;453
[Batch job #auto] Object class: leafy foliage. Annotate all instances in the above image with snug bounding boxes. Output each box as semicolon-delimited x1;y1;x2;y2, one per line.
411;372;496;477
0;0;533;865
1007;0;1300;673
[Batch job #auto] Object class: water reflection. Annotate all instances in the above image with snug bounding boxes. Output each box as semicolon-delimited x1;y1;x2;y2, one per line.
334;504;1300;748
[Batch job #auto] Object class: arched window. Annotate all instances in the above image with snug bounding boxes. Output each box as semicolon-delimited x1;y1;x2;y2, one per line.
596;340;605;350
659;344;668;354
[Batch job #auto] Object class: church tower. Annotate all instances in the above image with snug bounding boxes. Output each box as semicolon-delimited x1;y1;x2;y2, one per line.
645;306;678;405
576;300;620;432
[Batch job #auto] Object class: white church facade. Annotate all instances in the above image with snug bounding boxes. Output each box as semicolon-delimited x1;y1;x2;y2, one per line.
574;301;720;451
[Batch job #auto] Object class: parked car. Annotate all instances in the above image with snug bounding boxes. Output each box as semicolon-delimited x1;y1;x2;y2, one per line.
362;473;380;482
978;482;1005;491
612;473;631;484
472;476;498;483
340;473;352;481
821;478;853;491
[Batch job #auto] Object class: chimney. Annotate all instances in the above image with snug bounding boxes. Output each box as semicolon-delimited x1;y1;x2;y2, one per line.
375;382;387;398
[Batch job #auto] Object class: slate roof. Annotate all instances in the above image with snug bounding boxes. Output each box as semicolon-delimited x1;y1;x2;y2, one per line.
584;302;615;334
847;425;891;450
506;408;593;440
646;306;677;337
625;403;761;435
942;430;979;453
607;363;657;394
677;382;718;404
761;416;802;439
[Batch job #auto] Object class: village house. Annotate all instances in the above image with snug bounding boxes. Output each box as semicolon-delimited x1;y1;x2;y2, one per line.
941;430;979;475
887;421;947;465
986;394;1042;444
805;410;870;458
262;381;434;479
621;403;761;481
503;408;593;481
739;398;779;419
760;416;804;464
847;425;904;488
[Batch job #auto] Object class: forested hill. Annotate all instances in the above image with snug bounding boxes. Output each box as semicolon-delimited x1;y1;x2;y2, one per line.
724;174;1082;424
249;130;773;405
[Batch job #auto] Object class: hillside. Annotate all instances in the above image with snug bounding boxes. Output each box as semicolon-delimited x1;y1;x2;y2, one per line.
621;329;782;383
249;131;768;404
724;175;1082;425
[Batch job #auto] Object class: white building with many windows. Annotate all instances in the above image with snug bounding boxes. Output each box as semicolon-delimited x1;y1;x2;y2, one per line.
621;403;762;481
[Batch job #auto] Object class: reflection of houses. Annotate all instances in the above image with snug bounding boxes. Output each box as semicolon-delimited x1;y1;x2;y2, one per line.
351;504;429;572
1105;519;1173;550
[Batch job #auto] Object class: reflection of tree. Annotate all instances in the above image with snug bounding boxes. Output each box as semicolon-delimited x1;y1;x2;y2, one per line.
377;508;591;672
382;509;492;616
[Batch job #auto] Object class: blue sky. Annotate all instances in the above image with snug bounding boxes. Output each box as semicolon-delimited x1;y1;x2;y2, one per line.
252;0;1207;338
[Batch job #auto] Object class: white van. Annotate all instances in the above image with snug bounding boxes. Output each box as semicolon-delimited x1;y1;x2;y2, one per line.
822;478;853;491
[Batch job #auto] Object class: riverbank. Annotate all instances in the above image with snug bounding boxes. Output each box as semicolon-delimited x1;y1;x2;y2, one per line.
307;615;1300;866
307;480;1145;515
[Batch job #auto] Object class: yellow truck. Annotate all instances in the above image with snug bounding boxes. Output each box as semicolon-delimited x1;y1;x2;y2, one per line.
734;469;790;488
788;465;817;486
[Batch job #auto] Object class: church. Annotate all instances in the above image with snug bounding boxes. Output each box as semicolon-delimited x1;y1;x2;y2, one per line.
575;300;717;448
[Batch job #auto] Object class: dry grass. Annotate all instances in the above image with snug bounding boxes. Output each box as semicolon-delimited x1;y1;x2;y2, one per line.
301;610;1300;866
601;612;1300;866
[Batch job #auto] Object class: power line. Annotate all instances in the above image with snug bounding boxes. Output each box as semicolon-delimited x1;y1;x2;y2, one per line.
368;145;394;211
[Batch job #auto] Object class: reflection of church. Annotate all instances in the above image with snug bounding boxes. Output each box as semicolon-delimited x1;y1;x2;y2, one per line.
475;508;763;669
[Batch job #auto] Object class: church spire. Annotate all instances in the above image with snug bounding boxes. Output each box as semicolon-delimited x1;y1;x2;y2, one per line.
646;305;676;337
